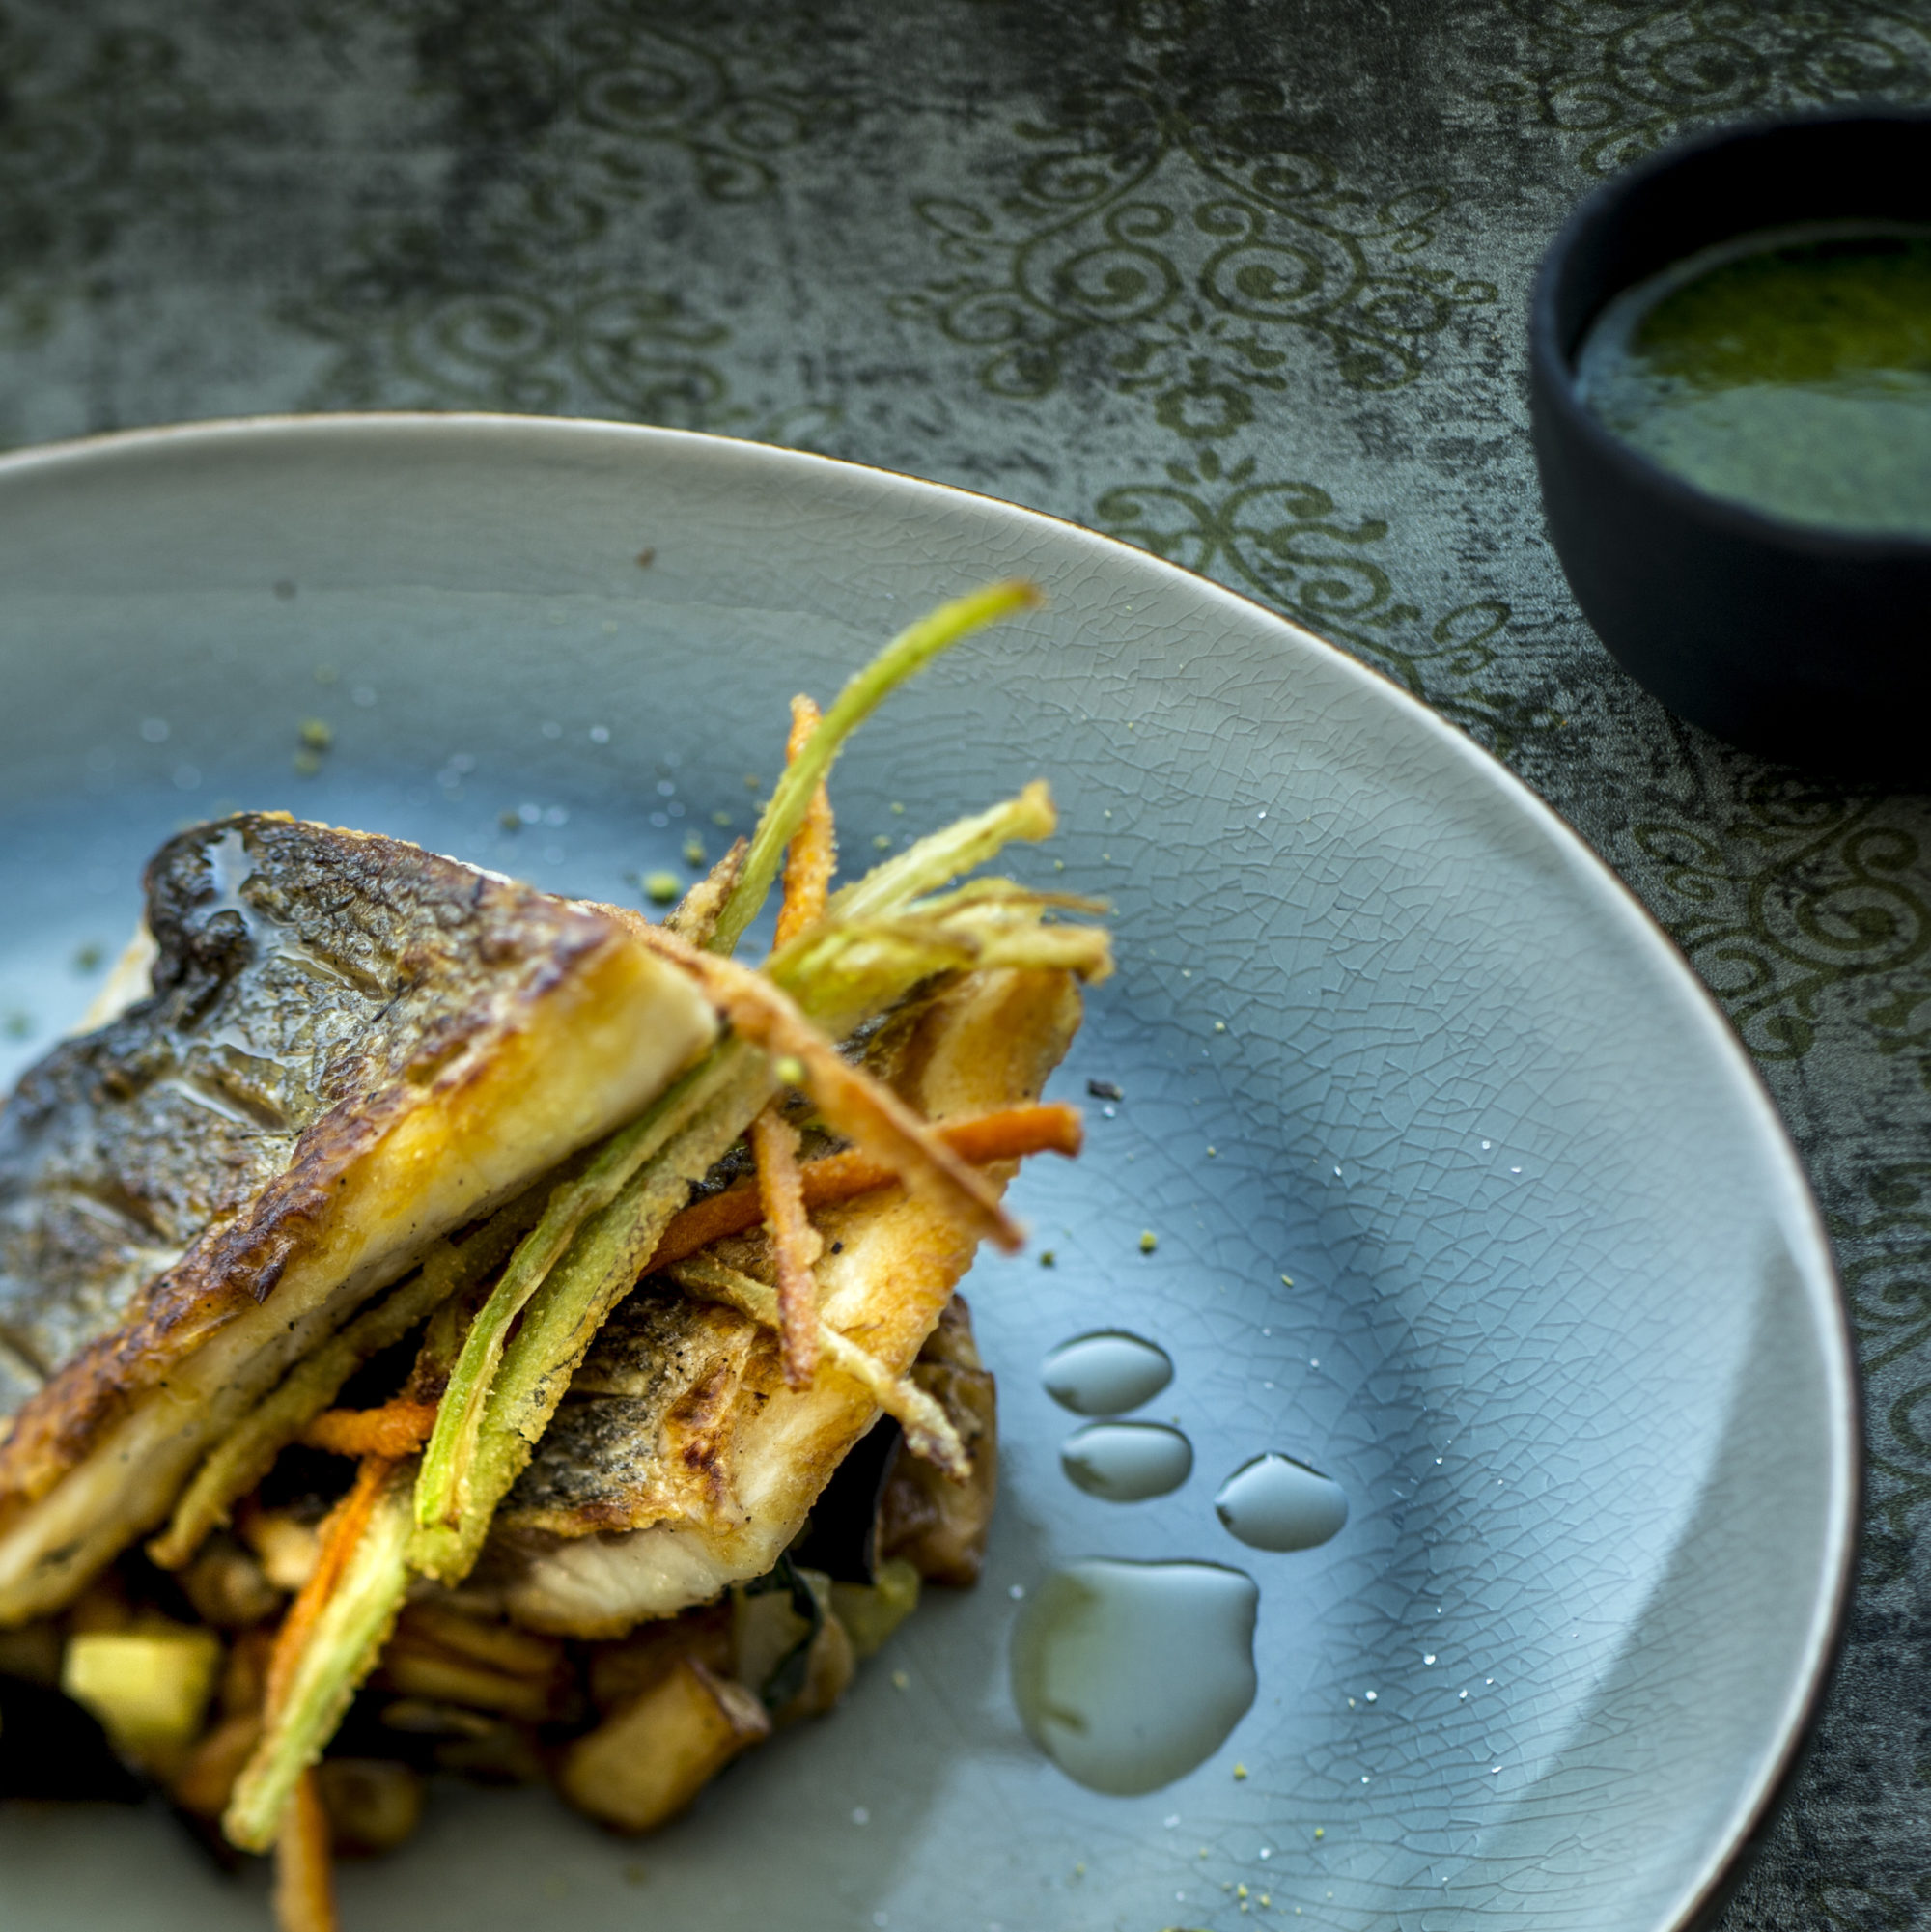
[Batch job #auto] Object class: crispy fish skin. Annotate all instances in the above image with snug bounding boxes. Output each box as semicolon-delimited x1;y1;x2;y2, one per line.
490;964;1081;1638
0;815;715;1622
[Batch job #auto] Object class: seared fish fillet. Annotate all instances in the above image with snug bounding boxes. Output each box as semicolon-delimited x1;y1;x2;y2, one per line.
489;962;1080;1637
0;814;715;1622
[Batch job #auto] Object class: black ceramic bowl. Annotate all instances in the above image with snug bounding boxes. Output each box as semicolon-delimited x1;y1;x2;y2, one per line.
1530;111;1931;777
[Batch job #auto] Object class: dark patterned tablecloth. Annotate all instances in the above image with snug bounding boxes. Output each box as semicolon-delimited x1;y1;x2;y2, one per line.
4;2;1930;1921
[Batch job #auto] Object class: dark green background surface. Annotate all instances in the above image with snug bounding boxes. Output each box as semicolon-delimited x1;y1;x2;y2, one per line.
3;2;1929;1922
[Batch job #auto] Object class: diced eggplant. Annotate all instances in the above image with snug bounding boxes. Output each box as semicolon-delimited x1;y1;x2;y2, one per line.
788;1417;903;1582
879;1355;997;1585
777;1606;853;1725
315;1757;425;1856
731;1561;854;1725
588;1603;733;1715
0;1622;61;1686
558;1661;770;1834
730;1564;821;1707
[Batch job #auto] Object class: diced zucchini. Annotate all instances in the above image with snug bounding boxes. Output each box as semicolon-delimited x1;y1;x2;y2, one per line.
62;1625;223;1760
829;1557;922;1660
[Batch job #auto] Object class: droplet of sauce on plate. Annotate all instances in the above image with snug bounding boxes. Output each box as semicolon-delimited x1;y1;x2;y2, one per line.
1012;1558;1258;1795
1041;1330;1173;1415
1060;1421;1193;1501
1215;1453;1349;1552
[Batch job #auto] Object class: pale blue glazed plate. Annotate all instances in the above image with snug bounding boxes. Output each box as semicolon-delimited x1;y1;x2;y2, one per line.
0;418;1854;1932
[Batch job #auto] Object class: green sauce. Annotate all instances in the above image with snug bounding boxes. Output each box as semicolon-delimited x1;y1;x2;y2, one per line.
1576;224;1931;538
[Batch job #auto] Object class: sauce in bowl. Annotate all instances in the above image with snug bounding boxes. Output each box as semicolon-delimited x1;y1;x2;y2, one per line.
1576;224;1931;538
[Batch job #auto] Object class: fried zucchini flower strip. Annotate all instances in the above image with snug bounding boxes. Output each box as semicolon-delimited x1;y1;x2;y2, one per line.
708;579;1039;956
760;692;836;1386
635;924;1021;1255
752;1108;823;1389
415;583;1044;1547
665;836;748;947
272;1768;337;1932
225;1457;414;1854
149;1191;545;1570
222;584;1103;1860
228;1266;485;1855
774;693;836;947
300;1401;438;1459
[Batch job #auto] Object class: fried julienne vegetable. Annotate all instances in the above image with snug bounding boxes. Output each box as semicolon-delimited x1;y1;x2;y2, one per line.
0;582;1107;1931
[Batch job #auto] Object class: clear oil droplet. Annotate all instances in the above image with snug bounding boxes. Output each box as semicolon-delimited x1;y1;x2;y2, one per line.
1012;1559;1258;1795
1215;1453;1349;1553
1060;1421;1193;1501
1042;1330;1173;1415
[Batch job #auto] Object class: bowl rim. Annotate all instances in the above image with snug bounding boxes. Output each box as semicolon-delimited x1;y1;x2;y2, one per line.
0;408;1863;1931
1528;105;1931;563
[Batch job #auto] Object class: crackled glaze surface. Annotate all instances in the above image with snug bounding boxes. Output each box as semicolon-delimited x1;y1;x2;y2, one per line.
0;417;1851;1932
0;3;1919;1927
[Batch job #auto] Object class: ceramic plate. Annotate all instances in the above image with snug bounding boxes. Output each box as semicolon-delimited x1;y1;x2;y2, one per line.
0;417;1854;1932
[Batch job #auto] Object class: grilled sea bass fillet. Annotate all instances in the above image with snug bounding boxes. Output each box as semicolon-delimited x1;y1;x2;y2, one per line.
0;814;715;1623
489;961;1079;1636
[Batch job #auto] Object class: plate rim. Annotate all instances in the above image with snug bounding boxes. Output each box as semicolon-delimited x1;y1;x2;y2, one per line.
0;408;1861;1929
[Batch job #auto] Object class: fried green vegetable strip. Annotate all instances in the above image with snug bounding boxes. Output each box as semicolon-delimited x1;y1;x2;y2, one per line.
671;1253;969;1478
708;580;1042;957
666;837;748;946
763;878;1111;1044
634;924;1020;1252
211;589;1103;1856
416;1050;764;1536
418;873;1107;1557
825;780;1058;928
223;1461;414;1854
150;1194;544;1569
411;1042;775;1580
416;592;1039;1533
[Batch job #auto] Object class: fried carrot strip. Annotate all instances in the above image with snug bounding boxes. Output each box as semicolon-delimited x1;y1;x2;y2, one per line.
751;1108;823;1388
633;923;1021;1252
670;1253;969;1477
645;1102;1081;1276
666;836;749;947
265;1457;395;1725
745;695;837;1386
775;693;836;945
300;1402;439;1459
272;1767;338;1932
